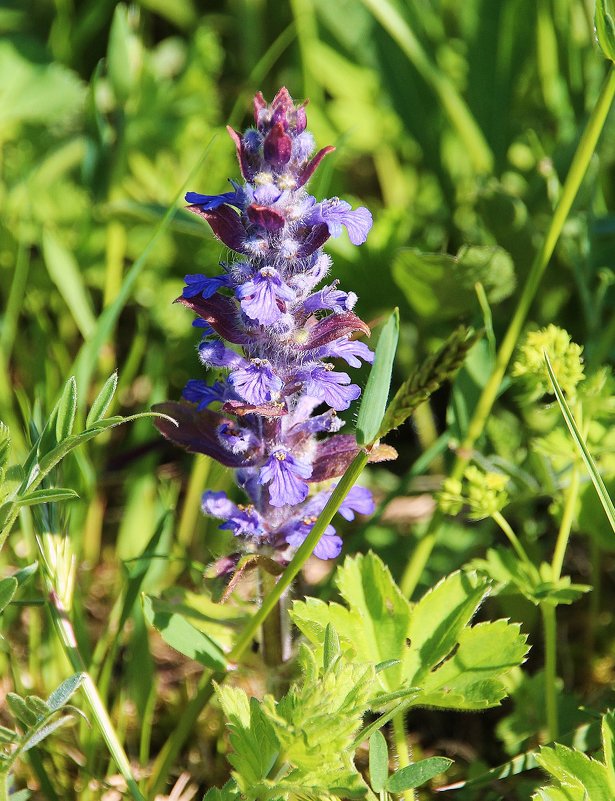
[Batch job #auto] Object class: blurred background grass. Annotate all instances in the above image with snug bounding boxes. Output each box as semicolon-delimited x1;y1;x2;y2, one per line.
1;0;615;798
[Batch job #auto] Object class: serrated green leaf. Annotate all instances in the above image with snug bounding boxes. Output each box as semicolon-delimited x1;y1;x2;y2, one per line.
536;743;611;801
15;488;79;508
403;570;488;687
336;552;411;691
55;377;77;442
533;787;585;801
386;756;453;792
602;711;615;794
0;422;10;471
596;0;615;61
46;673;86;713
216;685;279;787
323;623;341;669
142;595;228;670
356;308;399;445
7;693;38;727
202;780;240;801
419;619;528;709
545;352;615;534
43;231;96;340
369;730;389;792
0;576;17;614
378;326;480;439
86;372;118;427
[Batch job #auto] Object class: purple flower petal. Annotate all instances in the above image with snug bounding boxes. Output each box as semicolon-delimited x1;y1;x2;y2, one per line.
198;340;245;370
236;267;295;325
259;448;312;507
217;422;257;454
303;284;357;314
297;365;361;411
305;198;372;245
285;521;341;559
319;337;374;368
202;490;237;519
229;359;283;404
337;485;375;521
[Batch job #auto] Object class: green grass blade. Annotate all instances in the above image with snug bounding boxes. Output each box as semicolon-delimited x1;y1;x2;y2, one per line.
42;231;96;340
70;138;216;407
359;0;493;173
545;352;615;533
356;308;399;446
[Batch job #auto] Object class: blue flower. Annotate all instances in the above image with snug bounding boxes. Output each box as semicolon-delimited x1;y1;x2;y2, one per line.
229;358;283;404
217;422;257;454
201;490;265;540
305;198;373;245
182;379;227;410
259;448;312;507
183;274;229;300
285;520;342;559
338;485;375;520
319;336;374;368
303;284;357;313
297;364;361;411
198;340;244;370
236;267;295;325
185;190;242;210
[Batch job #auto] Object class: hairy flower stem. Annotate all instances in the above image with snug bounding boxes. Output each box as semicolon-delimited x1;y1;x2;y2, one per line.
401;64;615;599
542;603;559;741
392;712;415;801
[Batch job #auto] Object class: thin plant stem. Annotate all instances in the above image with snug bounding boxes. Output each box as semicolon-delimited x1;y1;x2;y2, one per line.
46;588;146;801
0;775;8;801
551;467;581;581
259;568;284;668
492;511;535;572
542;603;559;741
229;449;370;664
392;712;415;801
400;64;615;599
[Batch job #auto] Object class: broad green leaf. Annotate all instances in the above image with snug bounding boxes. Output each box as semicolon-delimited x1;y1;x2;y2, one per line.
392;246;514;319
0;422;10;471
336;552;411;690
369;731;389;792
356;308;399;446
0;576;17;614
602;711;615;794
378;326;480;439
55;377;77;442
596;0;615;61
536;743;611;801
203;781;240;801
216;685;279;787
419;620;528;710
46;673;86;713
403;570;488;686
15;488;79;508
546;353;615;534
85;372;118;427
43;231;96;340
142;595;228;670
386;756;453;792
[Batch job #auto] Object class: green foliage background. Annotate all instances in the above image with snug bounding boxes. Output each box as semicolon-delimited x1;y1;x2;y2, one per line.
1;0;615;798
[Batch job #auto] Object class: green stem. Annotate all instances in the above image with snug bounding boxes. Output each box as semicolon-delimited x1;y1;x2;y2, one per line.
229;449;370;664
551;467;581;581
400;64;615;599
46;588;146;801
0;773;8;801
542;603;559;741
259;568;284;667
492;511;535;573
392;712;415;801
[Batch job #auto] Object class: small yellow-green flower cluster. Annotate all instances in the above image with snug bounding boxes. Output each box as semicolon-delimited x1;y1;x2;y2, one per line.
439;465;509;520
512;324;584;399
